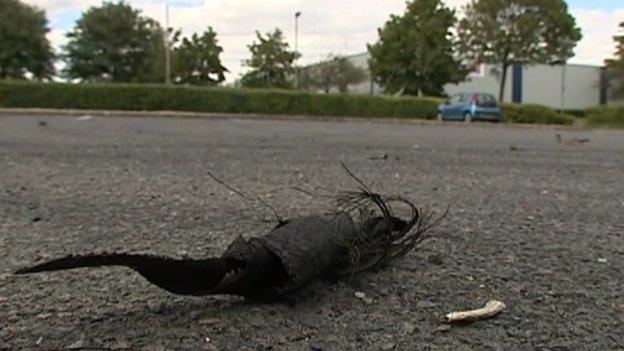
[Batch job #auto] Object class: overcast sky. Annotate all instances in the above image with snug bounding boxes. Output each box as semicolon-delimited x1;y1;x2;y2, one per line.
25;0;624;82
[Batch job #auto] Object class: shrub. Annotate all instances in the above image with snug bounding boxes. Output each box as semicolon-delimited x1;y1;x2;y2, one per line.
501;103;575;125
585;107;624;128
562;109;585;118
0;81;439;119
0;81;575;125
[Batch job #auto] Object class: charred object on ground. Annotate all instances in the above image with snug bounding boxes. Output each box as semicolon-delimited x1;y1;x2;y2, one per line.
16;166;446;301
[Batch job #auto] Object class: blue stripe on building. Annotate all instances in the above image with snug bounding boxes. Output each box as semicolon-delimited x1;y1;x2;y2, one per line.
512;64;523;103
599;67;607;106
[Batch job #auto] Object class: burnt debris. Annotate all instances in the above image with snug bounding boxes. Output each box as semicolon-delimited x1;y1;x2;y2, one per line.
15;165;446;301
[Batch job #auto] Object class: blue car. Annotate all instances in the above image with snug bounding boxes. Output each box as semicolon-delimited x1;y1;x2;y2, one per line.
438;92;502;122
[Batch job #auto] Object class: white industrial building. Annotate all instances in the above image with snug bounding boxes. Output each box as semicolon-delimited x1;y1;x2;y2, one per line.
342;52;619;110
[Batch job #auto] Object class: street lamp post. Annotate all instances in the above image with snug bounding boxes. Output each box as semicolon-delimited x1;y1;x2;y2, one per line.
294;11;301;90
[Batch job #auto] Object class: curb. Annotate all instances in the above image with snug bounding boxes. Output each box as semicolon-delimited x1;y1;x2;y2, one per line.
0;107;585;130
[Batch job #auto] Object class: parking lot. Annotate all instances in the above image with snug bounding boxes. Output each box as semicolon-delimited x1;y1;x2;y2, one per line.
1;114;623;350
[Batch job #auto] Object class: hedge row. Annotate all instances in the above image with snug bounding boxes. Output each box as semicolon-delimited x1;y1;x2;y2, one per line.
585;107;624;128
0;81;441;119
0;81;575;125
500;103;575;125
561;109;586;118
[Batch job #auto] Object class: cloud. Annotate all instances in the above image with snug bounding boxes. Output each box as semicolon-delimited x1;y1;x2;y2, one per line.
28;0;201;15
47;29;69;53
27;0;624;82
136;0;415;80
27;0;101;15
141;0;472;78
26;0;474;81
570;8;624;65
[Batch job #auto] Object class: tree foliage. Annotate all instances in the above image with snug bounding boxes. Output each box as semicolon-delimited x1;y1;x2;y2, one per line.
63;1;164;83
457;0;582;101
301;54;367;93
605;21;624;99
367;0;464;96
0;0;55;79
173;27;227;85
335;58;367;93
240;29;298;89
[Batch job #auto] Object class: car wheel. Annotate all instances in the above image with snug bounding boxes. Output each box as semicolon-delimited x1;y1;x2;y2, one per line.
463;112;472;123
437;112;443;121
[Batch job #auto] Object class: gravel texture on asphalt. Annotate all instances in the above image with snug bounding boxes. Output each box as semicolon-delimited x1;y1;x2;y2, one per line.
1;115;623;350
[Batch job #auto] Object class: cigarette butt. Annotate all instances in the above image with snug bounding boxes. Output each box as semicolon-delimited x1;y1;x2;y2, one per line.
443;300;506;323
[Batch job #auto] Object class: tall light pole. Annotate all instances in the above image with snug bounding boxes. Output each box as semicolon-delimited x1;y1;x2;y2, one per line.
294;11;301;90
165;3;171;84
344;13;348;55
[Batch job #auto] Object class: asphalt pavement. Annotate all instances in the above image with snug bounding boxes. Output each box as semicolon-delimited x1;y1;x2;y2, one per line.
1;114;623;350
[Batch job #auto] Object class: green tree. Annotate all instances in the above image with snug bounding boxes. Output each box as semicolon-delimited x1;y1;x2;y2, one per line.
63;1;164;83
458;0;582;102
295;67;319;91
367;0;464;96
240;29;298;89
152;27;181;84
0;0;54;79
337;58;367;93
303;54;367;93
173;27;227;85
605;21;624;99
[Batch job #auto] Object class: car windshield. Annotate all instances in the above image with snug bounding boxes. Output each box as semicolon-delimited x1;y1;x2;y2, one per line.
449;94;463;104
